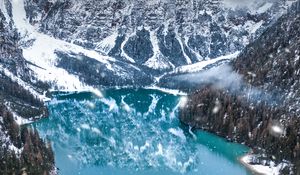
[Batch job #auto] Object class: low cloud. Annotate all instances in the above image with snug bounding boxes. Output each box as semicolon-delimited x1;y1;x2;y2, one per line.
175;64;279;105
221;0;278;9
176;64;242;91
222;0;256;8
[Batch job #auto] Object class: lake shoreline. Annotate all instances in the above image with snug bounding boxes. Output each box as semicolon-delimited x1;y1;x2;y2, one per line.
238;151;285;175
239;152;264;175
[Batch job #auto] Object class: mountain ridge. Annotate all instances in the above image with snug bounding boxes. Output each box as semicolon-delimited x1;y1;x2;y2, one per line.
180;1;300;174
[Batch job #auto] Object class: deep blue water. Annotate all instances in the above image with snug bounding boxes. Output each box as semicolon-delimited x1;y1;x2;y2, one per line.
31;88;252;175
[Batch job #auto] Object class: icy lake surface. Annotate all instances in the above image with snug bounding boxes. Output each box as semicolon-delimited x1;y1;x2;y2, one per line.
31;88;252;175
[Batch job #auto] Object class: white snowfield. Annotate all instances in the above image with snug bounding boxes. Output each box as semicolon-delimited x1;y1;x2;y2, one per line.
11;0;108;95
222;0;291;15
144;29;175;70
95;31;119;55
172;52;239;74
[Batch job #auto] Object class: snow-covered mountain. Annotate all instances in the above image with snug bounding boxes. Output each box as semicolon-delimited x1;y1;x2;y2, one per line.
0;0;299;174
0;0;296;91
24;0;293;61
180;1;300;174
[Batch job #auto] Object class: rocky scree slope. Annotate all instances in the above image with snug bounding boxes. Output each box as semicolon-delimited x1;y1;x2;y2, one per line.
180;1;300;174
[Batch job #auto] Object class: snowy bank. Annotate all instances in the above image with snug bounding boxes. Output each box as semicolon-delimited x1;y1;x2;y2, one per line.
239;154;288;175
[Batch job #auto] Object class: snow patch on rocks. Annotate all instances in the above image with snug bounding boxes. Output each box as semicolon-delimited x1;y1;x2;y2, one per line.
240;154;288;175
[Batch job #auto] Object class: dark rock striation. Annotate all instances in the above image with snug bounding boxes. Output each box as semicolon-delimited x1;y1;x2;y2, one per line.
23;0;293;67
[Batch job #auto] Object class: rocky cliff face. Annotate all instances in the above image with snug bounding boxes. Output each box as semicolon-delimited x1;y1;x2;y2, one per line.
180;1;300;174
23;0;293;68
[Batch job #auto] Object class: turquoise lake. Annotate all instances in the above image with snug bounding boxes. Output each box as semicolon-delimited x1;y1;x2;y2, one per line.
31;88;253;175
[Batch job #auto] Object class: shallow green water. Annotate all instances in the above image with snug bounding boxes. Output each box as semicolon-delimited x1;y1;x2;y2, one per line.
31;88;252;175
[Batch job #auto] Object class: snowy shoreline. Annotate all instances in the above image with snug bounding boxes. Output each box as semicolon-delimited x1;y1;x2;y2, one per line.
239;153;264;175
239;152;287;175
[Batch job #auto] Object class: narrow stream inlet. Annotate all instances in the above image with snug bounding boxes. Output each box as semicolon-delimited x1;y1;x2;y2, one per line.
31;88;252;175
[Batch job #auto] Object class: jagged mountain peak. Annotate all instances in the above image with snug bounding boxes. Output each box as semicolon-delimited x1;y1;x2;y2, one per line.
23;0;293;62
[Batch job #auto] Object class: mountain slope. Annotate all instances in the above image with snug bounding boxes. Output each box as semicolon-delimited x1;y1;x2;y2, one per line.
0;5;55;174
23;0;294;69
234;0;300;114
0;105;54;174
180;1;300;174
0;0;294;92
